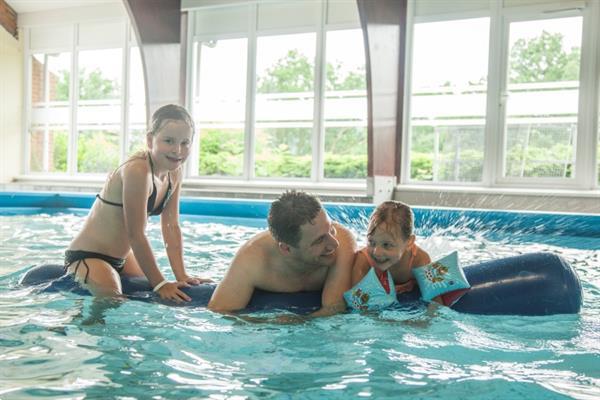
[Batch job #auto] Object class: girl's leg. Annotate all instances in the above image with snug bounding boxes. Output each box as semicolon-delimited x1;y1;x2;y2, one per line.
121;250;145;278
66;258;122;297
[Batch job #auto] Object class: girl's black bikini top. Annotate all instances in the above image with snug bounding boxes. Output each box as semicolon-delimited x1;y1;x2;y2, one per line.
96;153;173;216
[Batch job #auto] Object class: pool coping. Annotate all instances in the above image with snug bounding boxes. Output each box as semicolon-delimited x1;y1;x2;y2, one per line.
1;191;599;237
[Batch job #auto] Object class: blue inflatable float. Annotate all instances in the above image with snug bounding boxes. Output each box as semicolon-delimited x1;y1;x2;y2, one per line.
19;252;582;316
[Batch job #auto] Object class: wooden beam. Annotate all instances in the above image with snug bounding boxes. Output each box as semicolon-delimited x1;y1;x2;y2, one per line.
0;0;17;39
357;0;407;181
122;0;186;115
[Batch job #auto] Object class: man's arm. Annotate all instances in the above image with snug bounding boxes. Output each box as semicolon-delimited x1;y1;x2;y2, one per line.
207;247;260;312
311;223;357;317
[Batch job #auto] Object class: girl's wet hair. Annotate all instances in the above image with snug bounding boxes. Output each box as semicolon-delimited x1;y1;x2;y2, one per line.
148;104;195;136
367;201;414;240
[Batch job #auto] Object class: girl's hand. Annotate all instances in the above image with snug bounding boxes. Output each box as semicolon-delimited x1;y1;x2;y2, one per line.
178;275;213;285
157;281;191;303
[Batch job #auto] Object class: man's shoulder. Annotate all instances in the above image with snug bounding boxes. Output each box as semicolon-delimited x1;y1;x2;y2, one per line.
232;231;278;270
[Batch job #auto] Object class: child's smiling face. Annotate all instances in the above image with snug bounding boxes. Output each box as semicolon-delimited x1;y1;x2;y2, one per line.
366;222;412;271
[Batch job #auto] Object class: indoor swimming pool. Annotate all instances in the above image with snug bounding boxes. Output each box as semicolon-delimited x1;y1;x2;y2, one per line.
0;192;599;399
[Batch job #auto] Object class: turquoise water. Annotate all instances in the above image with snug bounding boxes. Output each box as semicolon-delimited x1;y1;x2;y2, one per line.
1;208;599;399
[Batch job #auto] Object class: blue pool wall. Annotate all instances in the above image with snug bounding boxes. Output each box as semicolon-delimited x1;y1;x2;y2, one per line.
0;191;599;237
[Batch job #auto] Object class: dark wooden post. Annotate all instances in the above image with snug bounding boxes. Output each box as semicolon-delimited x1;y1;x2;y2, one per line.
357;0;407;203
122;0;186;116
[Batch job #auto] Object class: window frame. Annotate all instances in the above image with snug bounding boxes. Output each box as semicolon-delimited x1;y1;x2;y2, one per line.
22;19;143;177
403;0;600;190
185;1;367;184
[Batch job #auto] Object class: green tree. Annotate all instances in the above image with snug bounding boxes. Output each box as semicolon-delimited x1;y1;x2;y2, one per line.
257;49;366;93
55;68;120;100
257;50;314;93
509;30;580;83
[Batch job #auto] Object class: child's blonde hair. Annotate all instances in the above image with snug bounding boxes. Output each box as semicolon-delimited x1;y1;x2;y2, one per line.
367;201;414;241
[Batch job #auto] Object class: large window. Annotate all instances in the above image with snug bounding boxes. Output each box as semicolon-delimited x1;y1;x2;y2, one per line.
254;33;316;179
193;38;247;177
406;0;598;190
188;0;366;182
323;29;367;179
409;18;489;183
25;21;146;175
503;17;582;180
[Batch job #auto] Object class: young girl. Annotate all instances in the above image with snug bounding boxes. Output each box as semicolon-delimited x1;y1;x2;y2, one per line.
65;104;209;303
344;201;436;311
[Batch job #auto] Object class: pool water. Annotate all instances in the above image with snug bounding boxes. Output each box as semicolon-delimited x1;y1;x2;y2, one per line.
0;208;599;399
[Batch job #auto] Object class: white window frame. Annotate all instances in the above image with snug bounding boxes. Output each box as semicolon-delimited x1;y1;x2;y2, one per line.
22;19;143;177
185;1;365;184
403;0;600;190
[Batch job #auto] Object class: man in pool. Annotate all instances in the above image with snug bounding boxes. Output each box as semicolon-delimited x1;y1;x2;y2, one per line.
208;190;357;317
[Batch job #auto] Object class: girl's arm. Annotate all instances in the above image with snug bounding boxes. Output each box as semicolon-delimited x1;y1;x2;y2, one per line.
351;250;370;286
412;245;431;267
121;162;190;302
160;169;211;285
411;245;443;304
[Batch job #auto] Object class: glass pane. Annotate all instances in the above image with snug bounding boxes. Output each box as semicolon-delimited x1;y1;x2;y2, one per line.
199;129;244;176
78;49;122;100
504;17;582;179
195;39;247;176
29;53;71;173
29;127;68;172
29;127;44;172
77;129;120;173
128;128;146;156
48;53;70;102
255;33;316;178
77;49;123;172
49;129;68;172
323;29;367;179
31;54;45;104
128;46;147;156
409;18;489;182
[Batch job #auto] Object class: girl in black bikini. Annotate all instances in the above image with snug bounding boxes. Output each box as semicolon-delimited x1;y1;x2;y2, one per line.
65;104;210;303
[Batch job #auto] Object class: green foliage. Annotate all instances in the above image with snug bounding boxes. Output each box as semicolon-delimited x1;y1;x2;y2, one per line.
325;127;366;155
324;154;366;179
77;131;120;173
199;129;244;176
257;49;366;93
325;62;366;91
255;146;312;178
55;71;70;101
257;50;314;93
509;30;580;83
52;131;68;172
55;68;120;100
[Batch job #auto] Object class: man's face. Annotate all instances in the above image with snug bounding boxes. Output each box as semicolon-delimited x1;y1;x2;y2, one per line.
290;209;339;267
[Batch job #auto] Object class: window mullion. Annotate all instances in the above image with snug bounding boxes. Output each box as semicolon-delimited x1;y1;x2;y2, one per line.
68;24;79;175
244;3;258;181
42;54;50;172
185;15;197;179
312;0;326;182
574;2;600;188
484;0;504;186
22;28;31;174
120;23;130;165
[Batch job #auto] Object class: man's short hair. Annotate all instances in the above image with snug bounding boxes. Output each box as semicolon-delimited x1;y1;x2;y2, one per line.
268;190;322;247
